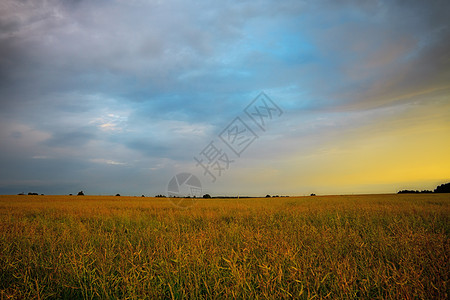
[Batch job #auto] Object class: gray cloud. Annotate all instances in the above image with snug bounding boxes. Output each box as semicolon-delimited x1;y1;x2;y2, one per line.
1;0;449;195
43;130;96;148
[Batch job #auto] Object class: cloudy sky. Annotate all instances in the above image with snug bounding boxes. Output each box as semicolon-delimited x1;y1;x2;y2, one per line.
1;0;449;196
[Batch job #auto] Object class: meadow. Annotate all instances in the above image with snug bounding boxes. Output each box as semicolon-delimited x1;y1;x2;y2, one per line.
0;194;448;299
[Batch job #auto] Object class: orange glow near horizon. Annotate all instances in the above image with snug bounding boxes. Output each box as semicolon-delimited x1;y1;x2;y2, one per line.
232;96;450;195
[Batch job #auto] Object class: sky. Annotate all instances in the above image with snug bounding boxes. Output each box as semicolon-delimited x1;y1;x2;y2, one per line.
0;0;449;196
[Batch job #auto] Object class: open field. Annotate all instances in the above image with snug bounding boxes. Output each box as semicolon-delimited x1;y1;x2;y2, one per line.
0;194;448;299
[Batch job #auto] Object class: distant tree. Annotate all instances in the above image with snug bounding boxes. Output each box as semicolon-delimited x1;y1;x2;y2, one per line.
310;193;316;196
398;189;434;194
18;192;24;195
399;190;433;194
141;195;145;197
266;194;271;198
116;194;121;196
77;191;84;196
69;194;72;196
434;183;450;193
398;190;419;194
203;194;211;199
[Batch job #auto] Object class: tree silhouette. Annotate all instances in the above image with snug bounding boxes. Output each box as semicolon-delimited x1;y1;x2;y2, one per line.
434;183;450;193
77;191;84;196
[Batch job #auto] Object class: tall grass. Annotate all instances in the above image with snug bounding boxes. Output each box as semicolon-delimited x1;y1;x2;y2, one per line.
0;194;448;299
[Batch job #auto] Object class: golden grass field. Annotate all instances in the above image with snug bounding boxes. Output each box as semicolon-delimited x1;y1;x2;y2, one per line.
0;194;448;299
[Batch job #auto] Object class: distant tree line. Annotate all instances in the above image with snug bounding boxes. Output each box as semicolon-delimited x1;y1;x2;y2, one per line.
398;182;450;194
398;190;433;194
434;182;450;193
18;192;43;195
